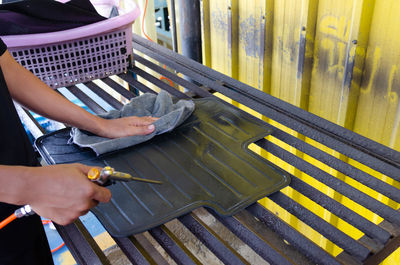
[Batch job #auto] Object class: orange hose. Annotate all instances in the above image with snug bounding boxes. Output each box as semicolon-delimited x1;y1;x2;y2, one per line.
1;216;65;252
160;76;174;86
42;219;66;253
42;220;52;225
51;242;65;253
141;0;174;87
141;0;153;42
0;213;16;229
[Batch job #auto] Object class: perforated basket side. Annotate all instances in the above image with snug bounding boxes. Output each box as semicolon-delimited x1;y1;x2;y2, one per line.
8;26;132;89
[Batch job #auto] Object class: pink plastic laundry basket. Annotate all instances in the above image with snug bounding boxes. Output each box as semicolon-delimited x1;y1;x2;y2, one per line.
1;3;140;89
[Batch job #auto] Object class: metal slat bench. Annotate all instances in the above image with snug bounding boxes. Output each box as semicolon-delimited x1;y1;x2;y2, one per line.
18;34;400;265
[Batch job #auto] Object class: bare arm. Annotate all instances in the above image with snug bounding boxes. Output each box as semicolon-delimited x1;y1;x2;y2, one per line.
0;50;157;138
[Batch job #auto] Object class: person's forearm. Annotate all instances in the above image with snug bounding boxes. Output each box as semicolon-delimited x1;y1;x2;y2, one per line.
0;165;33;206
0;51;103;134
0;49;157;139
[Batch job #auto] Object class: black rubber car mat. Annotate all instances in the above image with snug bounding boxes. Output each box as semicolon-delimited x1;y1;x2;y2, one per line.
35;97;290;237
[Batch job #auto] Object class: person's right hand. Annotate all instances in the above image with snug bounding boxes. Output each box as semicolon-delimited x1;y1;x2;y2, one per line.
93;115;159;139
25;163;111;225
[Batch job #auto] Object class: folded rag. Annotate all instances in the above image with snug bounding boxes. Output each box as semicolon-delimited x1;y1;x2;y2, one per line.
70;90;195;155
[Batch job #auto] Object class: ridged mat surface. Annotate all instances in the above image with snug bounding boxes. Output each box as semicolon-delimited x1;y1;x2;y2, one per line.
35;98;290;237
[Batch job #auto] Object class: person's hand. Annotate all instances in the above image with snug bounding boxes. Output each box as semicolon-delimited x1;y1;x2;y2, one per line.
26;163;111;225
94;116;158;139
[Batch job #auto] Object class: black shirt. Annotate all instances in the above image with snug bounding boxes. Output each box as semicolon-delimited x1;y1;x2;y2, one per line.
0;38;53;265
0;39;38;166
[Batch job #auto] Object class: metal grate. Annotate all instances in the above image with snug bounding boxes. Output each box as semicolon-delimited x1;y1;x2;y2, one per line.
19;34;400;265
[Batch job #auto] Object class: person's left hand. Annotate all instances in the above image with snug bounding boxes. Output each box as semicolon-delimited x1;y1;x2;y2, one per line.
94;116;158;138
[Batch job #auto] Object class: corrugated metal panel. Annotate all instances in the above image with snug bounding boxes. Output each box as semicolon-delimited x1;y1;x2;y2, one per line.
200;0;400;263
271;0;314;108
237;1;265;89
200;0;397;139
309;0;372;128
353;0;400;150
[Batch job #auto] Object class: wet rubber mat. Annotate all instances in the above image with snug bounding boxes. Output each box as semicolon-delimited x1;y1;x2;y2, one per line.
35;97;290;237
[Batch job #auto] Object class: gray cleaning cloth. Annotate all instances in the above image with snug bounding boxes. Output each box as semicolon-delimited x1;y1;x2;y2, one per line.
70;90;195;155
